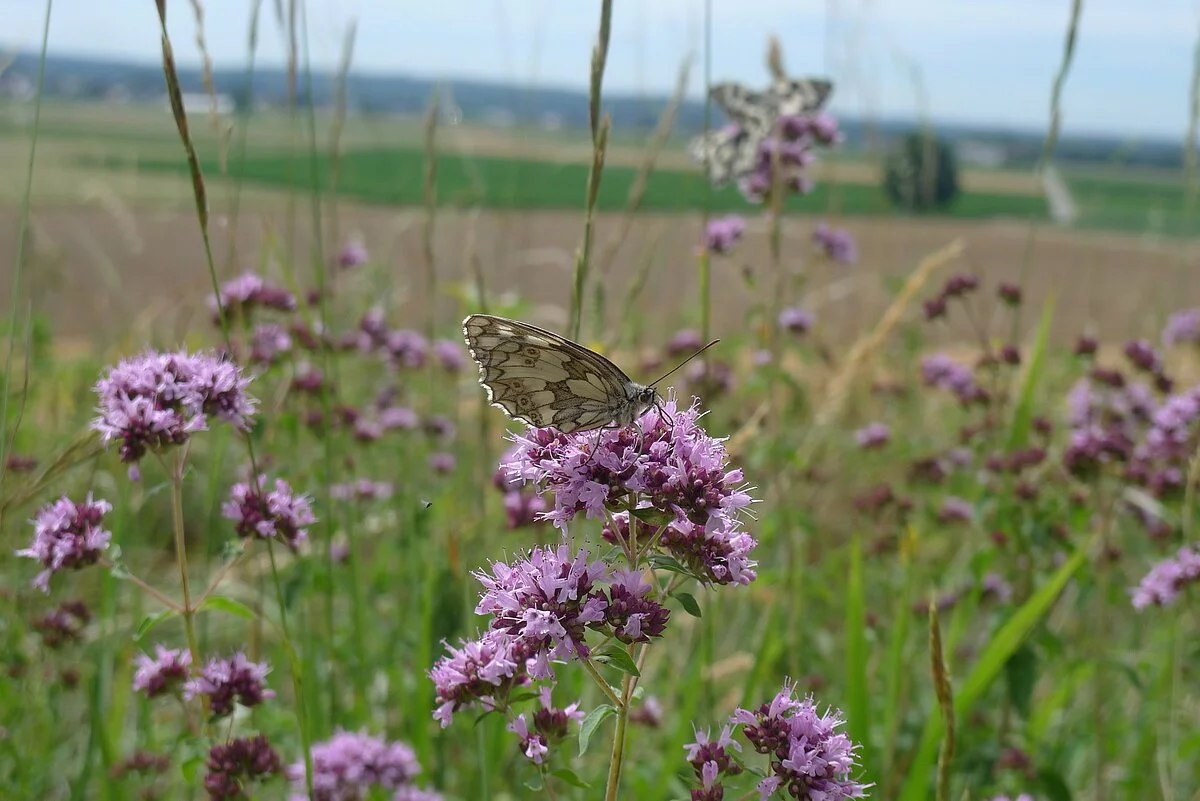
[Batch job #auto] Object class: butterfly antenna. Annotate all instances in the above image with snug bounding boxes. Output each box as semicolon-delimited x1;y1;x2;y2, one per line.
647;339;721;389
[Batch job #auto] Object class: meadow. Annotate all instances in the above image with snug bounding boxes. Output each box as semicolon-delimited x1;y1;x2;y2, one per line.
3;6;1200;801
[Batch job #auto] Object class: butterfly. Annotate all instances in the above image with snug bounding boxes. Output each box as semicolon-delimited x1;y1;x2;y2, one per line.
462;314;717;435
687;76;834;187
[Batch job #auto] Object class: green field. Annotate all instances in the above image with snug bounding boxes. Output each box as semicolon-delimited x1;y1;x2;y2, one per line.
95;146;1049;219
1064;169;1200;236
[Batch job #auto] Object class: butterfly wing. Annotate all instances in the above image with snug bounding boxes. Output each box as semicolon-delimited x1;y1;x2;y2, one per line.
462;314;640;434
708;82;774;133
766;77;834;117
686;127;760;186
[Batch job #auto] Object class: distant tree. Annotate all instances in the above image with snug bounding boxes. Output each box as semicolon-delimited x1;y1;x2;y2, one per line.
230;86;255;117
883;130;961;212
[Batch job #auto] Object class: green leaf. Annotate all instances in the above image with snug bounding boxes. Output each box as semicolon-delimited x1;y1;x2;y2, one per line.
1037;767;1073;801
593;647;641;677
647;553;690;575
630;506;674;527
672;591;702;618
898;535;1092;801
197;595;256;621
845;535;873;780
578;704;616;757
218;539;246;562
179;754;204;785
1005;293;1055;449
550;768;592;789
506;690;540;706
134;609;179;641
282;562;308;611
1005;644;1038;719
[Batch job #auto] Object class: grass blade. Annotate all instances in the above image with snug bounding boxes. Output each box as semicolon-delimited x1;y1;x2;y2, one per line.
899;534;1093;801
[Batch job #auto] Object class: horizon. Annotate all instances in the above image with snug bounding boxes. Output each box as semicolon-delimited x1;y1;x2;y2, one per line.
4;0;1199;141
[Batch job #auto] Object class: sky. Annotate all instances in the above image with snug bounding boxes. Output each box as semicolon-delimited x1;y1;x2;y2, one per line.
5;0;1200;138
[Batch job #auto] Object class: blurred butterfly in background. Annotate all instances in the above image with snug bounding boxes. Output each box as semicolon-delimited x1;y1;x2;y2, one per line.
462;314;717;434
687;76;834;187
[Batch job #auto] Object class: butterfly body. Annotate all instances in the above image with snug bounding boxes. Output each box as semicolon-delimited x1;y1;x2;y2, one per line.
462;314;658;434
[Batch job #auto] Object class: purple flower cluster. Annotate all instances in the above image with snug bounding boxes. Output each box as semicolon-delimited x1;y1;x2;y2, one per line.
667;329;705;358
1132;546;1200;609
938;496;974;524
432;339;466;372
17;493;113;592
921;353;984;405
32;600;91;648
205;734;281;800
249;323;293;366
779;306;814;335
1162;307;1200;348
733;685;868;800
494;444;548;530
347;307;437;373
287;730;440;801
507;686;585;765
603;510;759;587
1062;376;1152;476
684;359;736;400
429;630;526;728
687;681;867;801
336;239;369;270
385;330;429;369
684;726;742;801
917;571;1014;615
854;422;890;450
431;543;671;726
429;452;456;474
133;645;193;698
474;545;612;666
923;273;980;321
330;479;395;502
1124;339;1172;392
222;476;316;551
504;395;757;582
184;653;275;718
703;215;746;255
813;221;857;265
92;350;257;463
208;272;296;323
739;113;841;205
1128;385;1200;496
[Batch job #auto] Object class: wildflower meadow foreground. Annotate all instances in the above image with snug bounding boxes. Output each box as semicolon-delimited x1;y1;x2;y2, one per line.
4;6;1200;801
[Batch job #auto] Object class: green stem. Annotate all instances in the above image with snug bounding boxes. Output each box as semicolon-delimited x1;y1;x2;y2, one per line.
0;0;52;487
267;541;314;798
698;0;713;352
100;560;181;613
569;0;613;341
580;658;623;708
167;450;200;669
603;656;635;801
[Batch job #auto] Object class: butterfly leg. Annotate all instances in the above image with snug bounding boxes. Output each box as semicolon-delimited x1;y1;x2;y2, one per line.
581;424;620;469
654;401;675;428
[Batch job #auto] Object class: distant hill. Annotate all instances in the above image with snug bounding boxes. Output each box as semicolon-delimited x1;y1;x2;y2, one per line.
0;49;1189;170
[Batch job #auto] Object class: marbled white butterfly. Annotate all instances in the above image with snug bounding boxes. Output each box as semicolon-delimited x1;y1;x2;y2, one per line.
462;314;716;434
687;76;834;186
